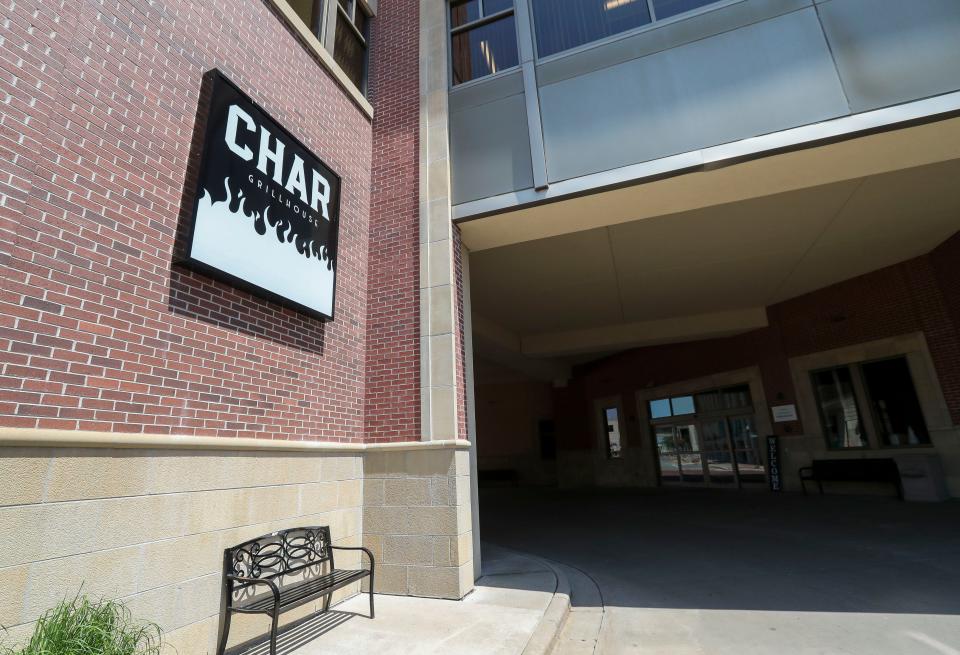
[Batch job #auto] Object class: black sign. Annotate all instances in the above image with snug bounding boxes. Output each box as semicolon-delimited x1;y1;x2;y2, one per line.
183;70;341;320
767;435;782;492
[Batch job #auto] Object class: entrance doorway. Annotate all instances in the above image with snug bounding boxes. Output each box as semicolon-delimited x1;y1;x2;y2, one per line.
650;384;766;488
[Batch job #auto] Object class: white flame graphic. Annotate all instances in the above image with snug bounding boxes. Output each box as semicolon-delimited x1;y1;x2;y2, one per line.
190;178;335;316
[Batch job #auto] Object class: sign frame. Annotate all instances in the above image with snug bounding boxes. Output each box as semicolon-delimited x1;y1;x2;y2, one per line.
180;69;342;321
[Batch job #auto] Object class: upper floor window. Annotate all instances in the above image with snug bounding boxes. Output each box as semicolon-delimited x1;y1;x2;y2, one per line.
531;0;723;58
334;0;371;90
450;0;519;85
287;0;371;93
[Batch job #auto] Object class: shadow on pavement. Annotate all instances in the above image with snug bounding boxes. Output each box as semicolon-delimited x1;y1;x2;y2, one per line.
227;610;357;655
479;486;960;615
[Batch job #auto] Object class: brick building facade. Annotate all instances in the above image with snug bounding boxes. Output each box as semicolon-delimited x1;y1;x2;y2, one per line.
1;0;959;651
0;0;375;441
0;0;475;651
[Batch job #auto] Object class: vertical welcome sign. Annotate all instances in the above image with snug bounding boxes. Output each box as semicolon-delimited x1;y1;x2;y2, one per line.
183;70;341;320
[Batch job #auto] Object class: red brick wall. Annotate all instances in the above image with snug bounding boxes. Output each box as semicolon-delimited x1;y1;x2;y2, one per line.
364;0;422;442
929;231;960;419
552;236;960;450
0;0;372;440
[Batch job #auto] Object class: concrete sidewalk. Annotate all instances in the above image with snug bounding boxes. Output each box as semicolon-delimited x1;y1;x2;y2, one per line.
233;544;562;655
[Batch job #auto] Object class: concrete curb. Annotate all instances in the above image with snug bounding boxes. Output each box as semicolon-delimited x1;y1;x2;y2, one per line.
519;554;572;655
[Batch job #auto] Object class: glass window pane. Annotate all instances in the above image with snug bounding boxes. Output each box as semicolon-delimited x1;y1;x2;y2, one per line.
721;385;751;409
450;0;481;28
334;14;366;89
671;395;695;415
288;0;323;35
695;390;721;412
812;367;867;449
531;0;651;58
652;0;719;20
673;424;701;482
701;420;734;484
451;16;518;84
649;398;671;419
354;7;368;33
861;358;930;446
728;415;757;451
484;0;515;14
602;407;622;458
656;426;680;482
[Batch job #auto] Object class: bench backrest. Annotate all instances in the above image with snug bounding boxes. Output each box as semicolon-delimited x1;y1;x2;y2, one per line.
225;526;333;587
811;458;899;481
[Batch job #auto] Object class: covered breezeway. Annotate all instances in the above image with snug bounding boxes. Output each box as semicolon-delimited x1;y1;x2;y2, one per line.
480;487;960;655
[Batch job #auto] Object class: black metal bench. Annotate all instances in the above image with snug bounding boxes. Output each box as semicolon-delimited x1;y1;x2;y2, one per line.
216;526;374;655
799;458;903;500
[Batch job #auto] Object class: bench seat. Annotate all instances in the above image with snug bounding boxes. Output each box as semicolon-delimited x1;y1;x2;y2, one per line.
235;568;370;613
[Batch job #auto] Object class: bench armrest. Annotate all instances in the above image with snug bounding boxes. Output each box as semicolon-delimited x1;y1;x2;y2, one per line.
798;466;813;478
330;545;376;571
226;575;281;605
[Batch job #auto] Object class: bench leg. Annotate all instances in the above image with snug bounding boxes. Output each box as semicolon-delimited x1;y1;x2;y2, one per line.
369;570;375;619
215;610;231;655
269;610;280;655
322;593;331;613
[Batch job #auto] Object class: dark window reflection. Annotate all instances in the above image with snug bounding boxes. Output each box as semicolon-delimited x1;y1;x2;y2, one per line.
861;358;930;446
451;15;519;84
450;0;482;28
812;367;867;449
484;0;515;14
721;385;751;409
288;0;324;36
652;0;720;20
335;12;367;89
531;0;651;57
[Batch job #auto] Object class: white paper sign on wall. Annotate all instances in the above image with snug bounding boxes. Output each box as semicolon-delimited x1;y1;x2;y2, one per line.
771;404;798;423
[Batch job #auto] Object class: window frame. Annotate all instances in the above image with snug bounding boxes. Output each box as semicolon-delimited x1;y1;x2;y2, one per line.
281;0;372;96
531;0;743;62
810;356;934;452
333;0;372;93
448;0;521;88
647;384;753;425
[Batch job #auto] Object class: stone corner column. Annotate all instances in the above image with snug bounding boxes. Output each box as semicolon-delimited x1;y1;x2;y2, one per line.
360;0;476;601
362;444;475;599
419;0;459;445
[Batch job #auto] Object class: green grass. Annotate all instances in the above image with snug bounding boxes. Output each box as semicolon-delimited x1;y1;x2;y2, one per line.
1;595;163;655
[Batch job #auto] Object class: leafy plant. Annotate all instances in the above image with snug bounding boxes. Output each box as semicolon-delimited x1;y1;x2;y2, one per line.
1;594;162;655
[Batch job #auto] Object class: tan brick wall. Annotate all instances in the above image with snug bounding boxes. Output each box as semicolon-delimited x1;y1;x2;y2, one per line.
362;446;473;599
0;446;364;654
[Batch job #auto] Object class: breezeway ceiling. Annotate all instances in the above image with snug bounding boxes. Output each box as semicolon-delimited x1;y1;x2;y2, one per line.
469;158;960;357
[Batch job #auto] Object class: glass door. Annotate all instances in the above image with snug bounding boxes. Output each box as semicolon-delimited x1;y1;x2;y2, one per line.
701;419;736;485
648;384;767;489
655;423;703;484
728;415;765;484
